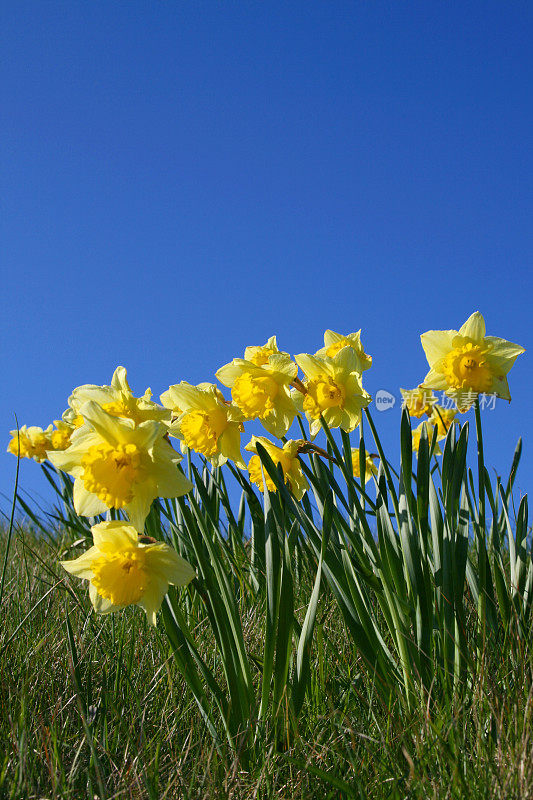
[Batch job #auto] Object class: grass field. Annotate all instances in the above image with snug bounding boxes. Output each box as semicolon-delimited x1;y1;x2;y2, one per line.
2;525;533;800
1;411;532;800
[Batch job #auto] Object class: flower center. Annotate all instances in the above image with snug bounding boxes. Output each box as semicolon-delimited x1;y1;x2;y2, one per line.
180;407;228;457
90;550;147;606
81;442;144;508
232;374;279;419
303;376;346;418
442;343;493;393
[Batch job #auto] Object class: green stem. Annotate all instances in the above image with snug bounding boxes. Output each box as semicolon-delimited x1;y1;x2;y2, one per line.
474;397;486;660
0;416;21;608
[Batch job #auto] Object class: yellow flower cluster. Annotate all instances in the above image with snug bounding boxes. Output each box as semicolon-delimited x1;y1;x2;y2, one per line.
8;421;75;462
7;315;524;625
7;329;373;520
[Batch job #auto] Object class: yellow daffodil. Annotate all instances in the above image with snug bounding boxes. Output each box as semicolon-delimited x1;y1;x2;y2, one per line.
244;335;288;367
400;386;438;418
293;347;371;437
47;401;192;531
49;420;74;451
161;382;245;467
412;420;442;456
245;436;308;500
69;366;170;427
316;329;372;371
7;425;53;462
216;354;298;439
61;521;196;626
429;406;458;437
421;312;525;407
351;448;378;483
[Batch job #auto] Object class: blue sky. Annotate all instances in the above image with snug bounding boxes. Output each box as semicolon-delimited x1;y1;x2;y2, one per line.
2;1;531;513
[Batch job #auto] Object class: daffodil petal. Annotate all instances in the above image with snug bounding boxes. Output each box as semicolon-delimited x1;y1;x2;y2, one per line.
218;424;245;468
216;362;247;387
458;311;486;342
73;481;108;517
91;521;139;550
485;338;526;373
421;367;449;391
420;330;457;368
61;546;100;579
126;492;154;533
89;583;119;614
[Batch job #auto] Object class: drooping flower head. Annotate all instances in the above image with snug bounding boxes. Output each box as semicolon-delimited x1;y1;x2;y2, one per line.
161;382;245;467
216;354;298;438
69;366;170;427
47;401;192;531
244;335;288;367
412;420;442;456
60;521;196;626
400;386;438;419
421;312;525;408
245;436;308;500
293;347;371;437
316;329;372;371
351;448;379;483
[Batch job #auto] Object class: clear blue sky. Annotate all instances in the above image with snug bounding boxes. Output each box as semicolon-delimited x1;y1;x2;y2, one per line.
2;1;531;513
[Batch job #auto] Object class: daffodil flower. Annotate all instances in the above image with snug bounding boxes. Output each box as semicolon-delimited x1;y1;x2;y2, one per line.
61;521;196;626
244;335;288;367
7;425;54;462
161;382;245;467
49;420;74;451
245;436;308;500
69;366;170;427
428;406;458;437
351;448;378;483
216;354;298;439
412;420;446;456
293;347;371;437
47;401;192;531
400;386;438;418
421;312;525;408
316;329;372;371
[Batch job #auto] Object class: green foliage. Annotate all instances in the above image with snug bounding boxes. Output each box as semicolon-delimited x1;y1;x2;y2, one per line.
2;404;533;798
